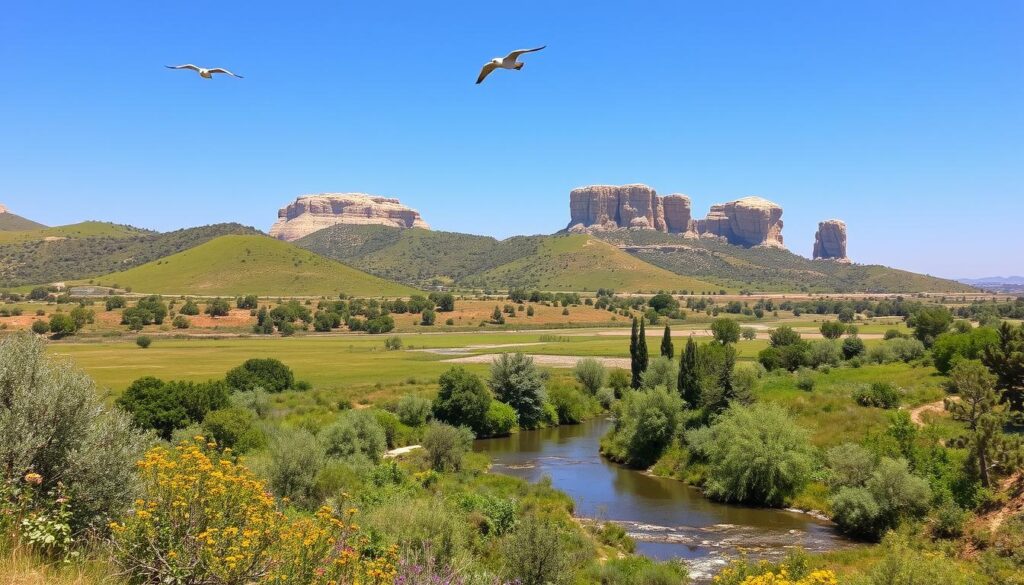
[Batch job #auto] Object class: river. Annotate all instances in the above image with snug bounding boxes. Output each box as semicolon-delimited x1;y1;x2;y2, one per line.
473;417;855;581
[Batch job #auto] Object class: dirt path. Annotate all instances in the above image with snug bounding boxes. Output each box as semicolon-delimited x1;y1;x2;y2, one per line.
384;445;421;458
909;395;954;428
444;353;630;369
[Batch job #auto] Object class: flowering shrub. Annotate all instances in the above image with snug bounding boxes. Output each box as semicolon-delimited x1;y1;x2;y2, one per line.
1;473;76;559
110;439;396;584
713;554;837;585
734;569;837;585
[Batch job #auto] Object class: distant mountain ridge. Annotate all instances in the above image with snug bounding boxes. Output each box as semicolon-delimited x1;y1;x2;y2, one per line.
0;205;47;232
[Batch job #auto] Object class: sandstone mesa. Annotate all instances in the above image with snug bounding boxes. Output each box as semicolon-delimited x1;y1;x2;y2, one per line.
566;184;785;249
813;219;850;262
269;193;429;242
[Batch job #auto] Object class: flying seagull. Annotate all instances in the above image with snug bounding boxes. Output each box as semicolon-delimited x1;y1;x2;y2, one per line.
476;46;546;84
165;64;244;79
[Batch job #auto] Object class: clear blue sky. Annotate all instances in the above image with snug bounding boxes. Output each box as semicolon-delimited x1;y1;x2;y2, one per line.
2;1;1021;279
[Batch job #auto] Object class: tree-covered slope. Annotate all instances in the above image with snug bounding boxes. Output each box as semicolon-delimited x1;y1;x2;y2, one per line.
594;231;975;293
296;225;547;286
0;223;262;287
90;234;418;297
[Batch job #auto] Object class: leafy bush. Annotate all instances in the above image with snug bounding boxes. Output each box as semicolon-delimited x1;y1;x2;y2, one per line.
711;318;741;344
319;410;387;463
384;336;403;351
265;427;325;506
225;358;294;393
603;387;684;468
608;369;631;397
30;319;49;334
422;422;474;472
201;407;265;453
887;337;926;362
574;358;605;395
853;382;901;409
395;394;431;426
687;403;814;507
0;334;148;532
796;369;816;391
502;513;587;585
204;297;231;317
640;355;678;391
548;383;589;424
136;335;152;348
842;336;866;359
825;443;876;489
432;367;491;435
179;298;200;315
807;340;842;368
596;387;616;409
481;401;518;437
117;376;230;440
489;353;547;430
830;458;931;540
171;314;190;329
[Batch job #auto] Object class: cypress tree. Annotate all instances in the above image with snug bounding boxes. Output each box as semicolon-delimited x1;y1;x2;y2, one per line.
660;324;674;359
630;317;641;389
678;336;700;407
637;318;649;381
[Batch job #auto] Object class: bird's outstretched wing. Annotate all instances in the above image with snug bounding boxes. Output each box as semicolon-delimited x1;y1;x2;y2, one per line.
505;46;546;60
476;62;498;84
207;68;243;78
165;64;201;72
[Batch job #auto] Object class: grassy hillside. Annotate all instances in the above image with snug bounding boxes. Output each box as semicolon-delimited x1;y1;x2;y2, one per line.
0;211;46;231
90;234;418;297
594;231;974;293
0;223;262;287
0;221;152;244
474;234;719;292
296;224;547;286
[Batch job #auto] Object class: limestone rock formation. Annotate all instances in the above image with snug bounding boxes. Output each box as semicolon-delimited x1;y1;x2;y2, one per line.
813;219;849;262
695;197;785;248
269;193;429;241
565;185;785;248
566;184;691;234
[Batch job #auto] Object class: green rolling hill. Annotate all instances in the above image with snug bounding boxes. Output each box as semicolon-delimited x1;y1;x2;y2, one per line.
0;221;153;244
0;223;262;287
295;223;972;294
593;231;974;293
90;234;418;297
0;210;47;231
297;225;719;292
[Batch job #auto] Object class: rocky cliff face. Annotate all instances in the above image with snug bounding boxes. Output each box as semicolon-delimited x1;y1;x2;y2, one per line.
269;193;429;241
566;184;784;248
567;185;694;234
694;196;785;248
813;219;849;262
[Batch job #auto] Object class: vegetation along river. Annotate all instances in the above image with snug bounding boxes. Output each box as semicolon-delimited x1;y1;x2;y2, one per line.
474;417;857;581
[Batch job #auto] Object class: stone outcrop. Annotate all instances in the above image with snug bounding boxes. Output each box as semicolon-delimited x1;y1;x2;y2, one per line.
813;219;849;262
566;184;785;248
566;184;693;234
694;197;785;248
269;193;429;241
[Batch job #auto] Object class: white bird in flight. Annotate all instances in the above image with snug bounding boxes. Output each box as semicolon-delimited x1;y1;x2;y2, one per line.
476;46;546;84
165;64;244;79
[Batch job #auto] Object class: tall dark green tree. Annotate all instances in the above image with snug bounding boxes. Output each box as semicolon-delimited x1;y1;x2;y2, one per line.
637;318;649;385
629;317;642;388
981;321;1024;412
678;336;700;407
660;325;674;359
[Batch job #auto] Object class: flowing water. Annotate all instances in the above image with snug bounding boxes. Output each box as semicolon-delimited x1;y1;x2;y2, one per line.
473;418;856;581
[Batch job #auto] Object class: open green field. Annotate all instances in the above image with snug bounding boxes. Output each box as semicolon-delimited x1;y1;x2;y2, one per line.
87;234;419;297
51;326;939;445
